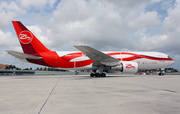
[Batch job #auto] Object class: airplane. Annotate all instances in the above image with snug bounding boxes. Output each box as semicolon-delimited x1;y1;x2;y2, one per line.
6;21;174;77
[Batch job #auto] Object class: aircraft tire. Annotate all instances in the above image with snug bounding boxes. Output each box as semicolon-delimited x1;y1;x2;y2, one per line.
95;73;100;77
90;73;94;77
159;73;165;76
101;73;106;77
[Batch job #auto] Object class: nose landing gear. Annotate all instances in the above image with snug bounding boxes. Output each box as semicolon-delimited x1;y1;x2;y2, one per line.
159;68;166;76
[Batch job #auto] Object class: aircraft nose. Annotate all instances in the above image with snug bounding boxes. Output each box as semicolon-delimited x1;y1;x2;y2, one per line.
170;58;175;65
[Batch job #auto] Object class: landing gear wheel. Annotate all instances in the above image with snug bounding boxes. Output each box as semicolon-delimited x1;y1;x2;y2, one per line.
159;73;165;76
95;73;101;77
90;73;94;77
101;73;106;77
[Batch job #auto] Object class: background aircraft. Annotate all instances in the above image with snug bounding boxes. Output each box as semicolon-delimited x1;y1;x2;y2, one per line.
6;21;174;77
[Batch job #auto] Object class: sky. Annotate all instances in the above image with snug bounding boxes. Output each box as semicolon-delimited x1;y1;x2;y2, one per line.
0;0;180;69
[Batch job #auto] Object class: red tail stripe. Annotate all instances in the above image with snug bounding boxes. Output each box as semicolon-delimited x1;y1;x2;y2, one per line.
16;21;28;31
12;21;50;54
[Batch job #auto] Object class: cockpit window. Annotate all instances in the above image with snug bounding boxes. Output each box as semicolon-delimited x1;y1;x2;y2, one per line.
168;56;171;58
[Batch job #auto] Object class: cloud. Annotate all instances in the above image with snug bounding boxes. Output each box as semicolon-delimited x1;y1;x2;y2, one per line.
27;25;53;47
161;0;174;10
47;0;148;50
0;1;26;29
0;30;19;47
128;11;160;29
16;0;57;9
134;0;180;53
163;1;180;32
161;0;180;52
135;29;168;51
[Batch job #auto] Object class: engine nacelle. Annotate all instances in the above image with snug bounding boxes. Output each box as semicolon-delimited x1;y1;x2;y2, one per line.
111;61;138;73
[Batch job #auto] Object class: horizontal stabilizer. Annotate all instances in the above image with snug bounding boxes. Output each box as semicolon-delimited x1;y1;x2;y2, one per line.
6;50;42;60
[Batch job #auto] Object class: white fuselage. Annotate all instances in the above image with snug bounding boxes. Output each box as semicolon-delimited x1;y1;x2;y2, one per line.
56;51;174;70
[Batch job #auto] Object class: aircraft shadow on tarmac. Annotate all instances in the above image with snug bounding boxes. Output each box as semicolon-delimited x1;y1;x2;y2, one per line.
73;75;135;80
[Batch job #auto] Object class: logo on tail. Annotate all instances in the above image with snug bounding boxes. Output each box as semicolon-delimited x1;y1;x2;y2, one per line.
19;30;33;44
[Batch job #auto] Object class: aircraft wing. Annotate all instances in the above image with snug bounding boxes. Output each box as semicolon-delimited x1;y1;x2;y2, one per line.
74;45;120;66
6;50;42;60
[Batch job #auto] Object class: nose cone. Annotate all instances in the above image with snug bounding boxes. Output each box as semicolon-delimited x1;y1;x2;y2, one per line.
169;58;175;65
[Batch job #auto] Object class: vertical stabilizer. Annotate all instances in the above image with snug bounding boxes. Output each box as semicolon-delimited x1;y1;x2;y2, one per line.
12;21;50;54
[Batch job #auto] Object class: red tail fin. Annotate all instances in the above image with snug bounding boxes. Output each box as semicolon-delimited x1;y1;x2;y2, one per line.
12;21;50;54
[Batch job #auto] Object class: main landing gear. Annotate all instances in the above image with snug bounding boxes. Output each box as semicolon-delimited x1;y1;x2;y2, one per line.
90;73;106;77
90;65;106;77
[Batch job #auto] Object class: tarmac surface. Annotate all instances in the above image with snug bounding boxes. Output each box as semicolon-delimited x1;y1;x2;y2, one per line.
0;74;180;114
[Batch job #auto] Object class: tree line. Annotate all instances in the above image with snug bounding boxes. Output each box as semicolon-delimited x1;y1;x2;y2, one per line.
5;65;67;72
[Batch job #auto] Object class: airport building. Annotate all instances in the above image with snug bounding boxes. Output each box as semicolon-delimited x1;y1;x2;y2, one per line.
0;64;10;70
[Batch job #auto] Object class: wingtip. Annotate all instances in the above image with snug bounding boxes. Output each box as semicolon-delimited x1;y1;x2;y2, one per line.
4;50;11;53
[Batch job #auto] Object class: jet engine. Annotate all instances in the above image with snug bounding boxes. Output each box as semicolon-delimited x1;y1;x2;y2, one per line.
111;61;138;73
